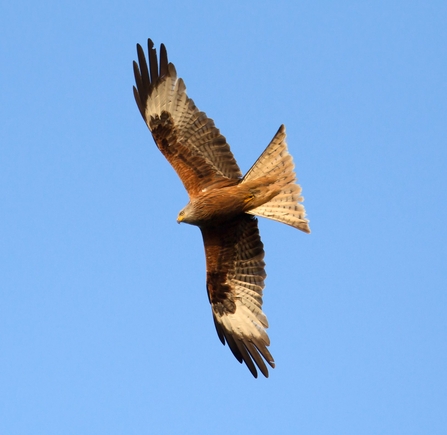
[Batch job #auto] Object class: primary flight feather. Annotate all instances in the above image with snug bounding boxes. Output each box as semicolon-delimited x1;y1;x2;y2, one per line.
133;39;310;378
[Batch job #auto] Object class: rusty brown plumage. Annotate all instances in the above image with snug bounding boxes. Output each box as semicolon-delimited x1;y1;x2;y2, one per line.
133;39;310;378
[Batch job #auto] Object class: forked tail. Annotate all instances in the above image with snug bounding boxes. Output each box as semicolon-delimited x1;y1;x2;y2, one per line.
241;125;310;233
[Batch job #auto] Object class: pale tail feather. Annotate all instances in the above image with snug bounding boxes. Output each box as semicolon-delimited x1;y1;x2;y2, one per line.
242;125;310;233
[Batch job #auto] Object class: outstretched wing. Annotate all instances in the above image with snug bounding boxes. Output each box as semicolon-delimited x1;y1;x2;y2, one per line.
133;39;242;197
201;215;275;378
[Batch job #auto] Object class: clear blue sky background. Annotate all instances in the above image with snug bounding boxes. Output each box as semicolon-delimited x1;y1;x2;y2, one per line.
1;1;446;434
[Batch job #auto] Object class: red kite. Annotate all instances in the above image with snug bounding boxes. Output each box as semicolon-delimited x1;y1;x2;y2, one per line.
133;39;310;378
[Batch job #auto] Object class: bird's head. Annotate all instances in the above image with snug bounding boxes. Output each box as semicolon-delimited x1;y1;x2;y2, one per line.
177;203;196;225
177;209;186;224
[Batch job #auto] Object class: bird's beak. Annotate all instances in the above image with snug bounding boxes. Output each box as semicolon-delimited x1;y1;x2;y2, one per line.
177;215;183;224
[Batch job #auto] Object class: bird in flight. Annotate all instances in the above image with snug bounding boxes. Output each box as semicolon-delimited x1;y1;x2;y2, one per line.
133;39;310;378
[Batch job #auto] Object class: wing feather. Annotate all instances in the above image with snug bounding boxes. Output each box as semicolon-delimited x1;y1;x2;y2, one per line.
133;39;242;197
201;215;275;378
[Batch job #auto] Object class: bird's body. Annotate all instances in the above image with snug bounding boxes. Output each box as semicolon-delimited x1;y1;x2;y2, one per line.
178;176;281;226
133;39;310;377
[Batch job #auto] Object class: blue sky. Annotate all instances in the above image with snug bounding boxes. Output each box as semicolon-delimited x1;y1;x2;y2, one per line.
1;1;446;434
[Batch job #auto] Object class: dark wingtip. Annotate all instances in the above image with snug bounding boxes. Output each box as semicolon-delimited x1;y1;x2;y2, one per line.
159;43;168;77
133;38;174;118
148;38;158;84
133;86;145;120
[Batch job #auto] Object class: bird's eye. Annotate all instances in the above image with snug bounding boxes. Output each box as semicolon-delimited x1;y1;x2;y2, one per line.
179;211;184;216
